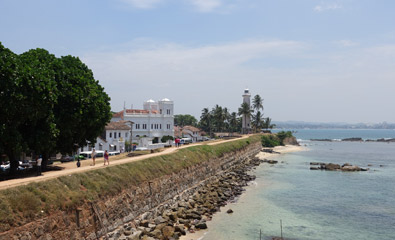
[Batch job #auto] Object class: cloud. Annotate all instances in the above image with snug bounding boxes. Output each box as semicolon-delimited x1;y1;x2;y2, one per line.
314;3;342;12
118;0;239;13
335;40;358;47
81;39;395;122
120;0;163;9
189;0;223;12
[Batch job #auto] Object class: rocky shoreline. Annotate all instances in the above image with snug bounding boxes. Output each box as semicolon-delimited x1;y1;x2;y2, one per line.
105;154;265;240
310;162;369;171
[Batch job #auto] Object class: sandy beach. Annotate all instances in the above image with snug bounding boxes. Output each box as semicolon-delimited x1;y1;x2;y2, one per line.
180;144;305;240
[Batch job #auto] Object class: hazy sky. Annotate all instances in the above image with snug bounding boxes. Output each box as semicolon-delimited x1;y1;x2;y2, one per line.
1;0;394;123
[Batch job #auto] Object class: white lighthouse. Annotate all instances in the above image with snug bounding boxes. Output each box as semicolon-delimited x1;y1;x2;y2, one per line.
242;88;251;134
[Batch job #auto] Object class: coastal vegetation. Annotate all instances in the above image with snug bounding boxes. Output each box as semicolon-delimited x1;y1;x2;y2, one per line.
0;135;261;232
174;114;198;127
261;131;294;147
0;42;111;172
197;94;273;136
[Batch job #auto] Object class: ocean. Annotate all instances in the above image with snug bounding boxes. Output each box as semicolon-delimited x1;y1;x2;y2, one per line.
200;129;395;240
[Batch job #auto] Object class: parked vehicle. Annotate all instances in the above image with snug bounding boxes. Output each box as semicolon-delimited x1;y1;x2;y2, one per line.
80;150;104;159
60;155;74;163
135;147;148;151
108;151;120;156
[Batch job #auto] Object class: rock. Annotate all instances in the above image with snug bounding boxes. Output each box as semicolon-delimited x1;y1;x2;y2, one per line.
226;209;233;214
124;230;132;236
342;137;363;142
162;226;175;239
174;225;186;235
154;216;167;225
263;159;278;164
195;221;207;229
148;229;162;239
342;163;352;167
140;220;150;227
341;165;361;171
310;167;320;170
325;163;341;171
141;236;155;240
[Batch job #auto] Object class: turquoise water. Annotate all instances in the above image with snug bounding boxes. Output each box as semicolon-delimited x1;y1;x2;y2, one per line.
273;128;395;141
201;130;395;240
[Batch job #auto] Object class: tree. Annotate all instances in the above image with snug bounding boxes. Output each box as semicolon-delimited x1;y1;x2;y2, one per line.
54;55;112;155
174;114;197;127
252;111;264;133
252;94;263;113
211;105;225;132
17;48;61;168
199;108;212;136
228;112;238;133
238;102;252;134
0;43;26;173
0;43;111;173
263;117;276;130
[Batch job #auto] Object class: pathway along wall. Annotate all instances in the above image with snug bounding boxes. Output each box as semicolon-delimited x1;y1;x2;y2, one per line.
0;141;261;240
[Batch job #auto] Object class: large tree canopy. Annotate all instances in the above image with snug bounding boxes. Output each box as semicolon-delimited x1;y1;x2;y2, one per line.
174;114;197;127
0;43;111;172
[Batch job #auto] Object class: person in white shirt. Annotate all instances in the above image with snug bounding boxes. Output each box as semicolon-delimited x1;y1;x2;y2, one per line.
92;148;96;166
36;155;42;176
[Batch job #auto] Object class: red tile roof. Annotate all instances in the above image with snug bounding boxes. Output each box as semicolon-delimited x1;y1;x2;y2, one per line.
112;109;160;119
105;121;132;130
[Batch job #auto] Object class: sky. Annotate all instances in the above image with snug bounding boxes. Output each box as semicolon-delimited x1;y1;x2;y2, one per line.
1;0;395;123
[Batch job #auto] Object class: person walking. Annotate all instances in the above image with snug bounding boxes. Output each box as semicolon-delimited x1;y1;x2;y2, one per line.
103;150;109;166
91;148;96;166
36;155;42;176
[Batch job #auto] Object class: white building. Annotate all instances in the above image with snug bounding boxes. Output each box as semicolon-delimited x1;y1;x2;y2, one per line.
242;89;252;134
174;125;204;142
80;121;132;153
112;98;174;143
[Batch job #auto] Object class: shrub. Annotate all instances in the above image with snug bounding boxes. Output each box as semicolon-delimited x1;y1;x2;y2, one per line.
276;131;293;144
161;135;174;143
261;135;281;147
261;131;294;147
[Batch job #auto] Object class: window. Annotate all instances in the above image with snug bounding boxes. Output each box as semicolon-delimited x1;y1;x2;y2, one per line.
114;132;117;139
151;124;153;129
110;132;112;138
167;124;171;129
119;132;121;137
167;109;171;114
135;124;140;129
160;109;162;114
125;132;128;138
143;124;147;129
160;124;162;129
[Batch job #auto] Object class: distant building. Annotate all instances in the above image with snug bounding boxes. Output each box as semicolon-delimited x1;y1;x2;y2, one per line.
80;121;133;152
242;88;251;134
174;125;203;142
112;98;174;143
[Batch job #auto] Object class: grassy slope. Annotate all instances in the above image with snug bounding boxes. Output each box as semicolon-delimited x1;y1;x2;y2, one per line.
0;135;261;231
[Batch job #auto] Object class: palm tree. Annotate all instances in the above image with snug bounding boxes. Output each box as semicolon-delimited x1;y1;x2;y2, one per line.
263;117;276;130
223;107;231;132
199;108;212;135
238;102;252;134
252;110;264;133
252;94;263;113
229;112;238;133
212;105;225;132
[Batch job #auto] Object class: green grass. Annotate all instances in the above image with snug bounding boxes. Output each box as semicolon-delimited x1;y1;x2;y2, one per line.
0;135;261;232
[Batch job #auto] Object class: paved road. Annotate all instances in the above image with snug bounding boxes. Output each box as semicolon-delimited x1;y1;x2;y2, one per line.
0;135;251;190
